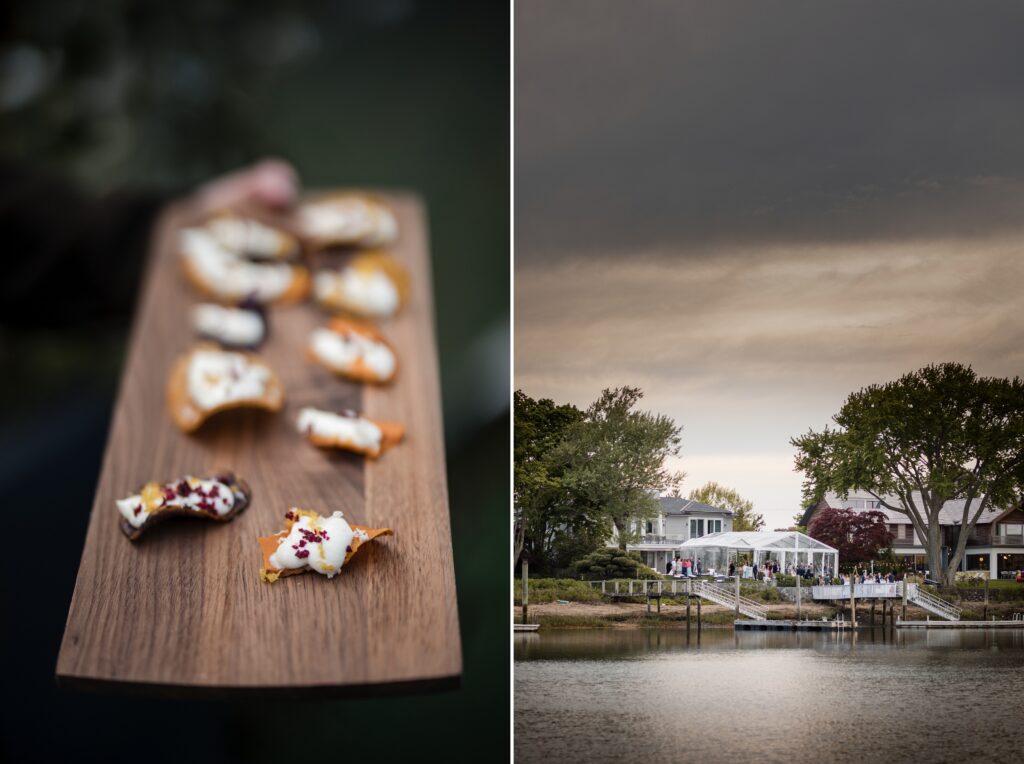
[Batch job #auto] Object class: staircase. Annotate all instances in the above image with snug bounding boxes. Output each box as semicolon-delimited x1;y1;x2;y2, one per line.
692;580;768;620
907;585;961;621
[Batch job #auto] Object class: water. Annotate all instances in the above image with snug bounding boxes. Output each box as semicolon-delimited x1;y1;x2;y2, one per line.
515;628;1024;763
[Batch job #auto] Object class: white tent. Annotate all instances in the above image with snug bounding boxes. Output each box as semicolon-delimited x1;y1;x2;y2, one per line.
677;531;839;577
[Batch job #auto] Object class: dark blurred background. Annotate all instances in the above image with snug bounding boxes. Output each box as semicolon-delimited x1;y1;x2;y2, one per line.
0;1;508;760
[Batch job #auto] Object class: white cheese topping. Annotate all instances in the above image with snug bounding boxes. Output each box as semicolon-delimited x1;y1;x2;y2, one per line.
309;326;395;379
269;510;356;578
193;304;265;347
296;406;382;452
180;227;294;301
206;216;292;259
116;477;236;529
314;267;399;317
299;198;397;246
187;349;271;411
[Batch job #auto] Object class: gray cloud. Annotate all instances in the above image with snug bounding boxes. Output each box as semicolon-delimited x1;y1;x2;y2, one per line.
516;0;1024;264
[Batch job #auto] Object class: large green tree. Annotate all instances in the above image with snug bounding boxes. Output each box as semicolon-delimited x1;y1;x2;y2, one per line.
688;481;764;531
513;390;588;570
552;387;683;550
792;363;1024;585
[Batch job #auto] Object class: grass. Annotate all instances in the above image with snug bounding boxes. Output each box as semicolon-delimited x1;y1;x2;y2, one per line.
512;578;603;605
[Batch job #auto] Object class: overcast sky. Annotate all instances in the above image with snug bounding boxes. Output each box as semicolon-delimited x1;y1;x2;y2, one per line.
515;0;1024;529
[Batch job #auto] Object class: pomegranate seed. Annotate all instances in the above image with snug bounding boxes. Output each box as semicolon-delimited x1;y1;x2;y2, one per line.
176;480;191;497
346;545;352;553
209;485;220;497
134;506;142;516
296;549;310;559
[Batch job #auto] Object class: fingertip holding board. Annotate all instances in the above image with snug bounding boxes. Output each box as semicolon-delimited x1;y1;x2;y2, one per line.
56;193;462;699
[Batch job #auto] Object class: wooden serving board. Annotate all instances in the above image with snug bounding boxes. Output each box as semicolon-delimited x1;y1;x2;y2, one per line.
56;193;461;698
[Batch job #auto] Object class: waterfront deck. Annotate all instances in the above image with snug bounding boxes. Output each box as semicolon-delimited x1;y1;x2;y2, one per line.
735;619;851;631
896;619;1024;629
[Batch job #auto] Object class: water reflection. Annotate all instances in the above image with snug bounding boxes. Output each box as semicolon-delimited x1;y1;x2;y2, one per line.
515;628;1024;763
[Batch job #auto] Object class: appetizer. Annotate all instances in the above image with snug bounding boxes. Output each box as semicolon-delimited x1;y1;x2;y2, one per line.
117;471;251;541
192;302;267;349
296;406;404;458
313;251;409;319
205;211;301;261
258;507;392;583
167;344;284;432
296;193;398;250
307;318;397;384
179;224;309;304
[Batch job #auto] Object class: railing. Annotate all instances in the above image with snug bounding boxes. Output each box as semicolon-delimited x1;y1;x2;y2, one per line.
693;580;768;620
907;585;961;621
812;583;904;599
583;578;768;620
636;534;689;544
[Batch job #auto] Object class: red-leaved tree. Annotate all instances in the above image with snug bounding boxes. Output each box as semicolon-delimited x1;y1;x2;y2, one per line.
807;508;894;566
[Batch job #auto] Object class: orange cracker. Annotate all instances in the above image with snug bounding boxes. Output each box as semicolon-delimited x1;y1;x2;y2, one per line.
167;343;285;433
305;317;399;384
258;507;393;583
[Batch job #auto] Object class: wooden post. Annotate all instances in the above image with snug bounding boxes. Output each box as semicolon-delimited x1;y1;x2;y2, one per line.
871;598;876;626
902;576;907;621
686;579;692;635
735;573;741;617
615;580;619;595
697;595;702;638
796;572;802;620
850;573;857;627
521;560;529;625
984;576;989;620
657;592;661;614
601;580;606;595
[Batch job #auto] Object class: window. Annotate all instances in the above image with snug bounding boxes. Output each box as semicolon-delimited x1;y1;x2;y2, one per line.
690;518;705;538
708;519;721;534
1001;523;1023;538
903;525;915;541
645;521;654;534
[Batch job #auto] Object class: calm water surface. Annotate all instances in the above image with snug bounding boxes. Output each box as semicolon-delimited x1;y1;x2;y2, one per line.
515;628;1024;763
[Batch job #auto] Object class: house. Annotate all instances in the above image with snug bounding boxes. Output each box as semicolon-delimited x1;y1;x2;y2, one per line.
610;496;734;573
799;490;1024;578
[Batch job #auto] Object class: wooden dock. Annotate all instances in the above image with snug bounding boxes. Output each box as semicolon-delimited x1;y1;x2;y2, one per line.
735;619;852;631
514;624;540;632
896;620;1024;629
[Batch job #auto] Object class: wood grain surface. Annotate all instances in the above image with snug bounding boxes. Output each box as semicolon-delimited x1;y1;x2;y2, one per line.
56;193;461;698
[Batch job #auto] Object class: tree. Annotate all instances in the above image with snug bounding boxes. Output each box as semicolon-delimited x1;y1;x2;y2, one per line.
792;363;1024;585
513;390;587;570
807;507;894;566
689;481;764;531
554;387;683;549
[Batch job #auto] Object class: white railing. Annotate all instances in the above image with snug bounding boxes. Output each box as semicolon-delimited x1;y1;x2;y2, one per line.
907;585;961;621
812;583;904;599
693;580;768;620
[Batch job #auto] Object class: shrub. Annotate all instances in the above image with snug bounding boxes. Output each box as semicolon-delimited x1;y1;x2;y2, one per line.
570;548;653;580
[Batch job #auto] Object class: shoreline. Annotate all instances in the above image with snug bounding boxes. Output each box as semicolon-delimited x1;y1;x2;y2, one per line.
514;601;1024;629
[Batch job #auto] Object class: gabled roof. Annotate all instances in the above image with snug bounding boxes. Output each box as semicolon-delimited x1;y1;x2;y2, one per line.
658;497;734;516
678;530;837;552
822;491;1006;526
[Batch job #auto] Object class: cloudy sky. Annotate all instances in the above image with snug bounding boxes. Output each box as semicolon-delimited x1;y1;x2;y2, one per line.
515;0;1024;529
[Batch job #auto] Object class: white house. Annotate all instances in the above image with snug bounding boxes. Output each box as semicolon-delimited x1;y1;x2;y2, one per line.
610;496;734;573
800;490;1024;579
